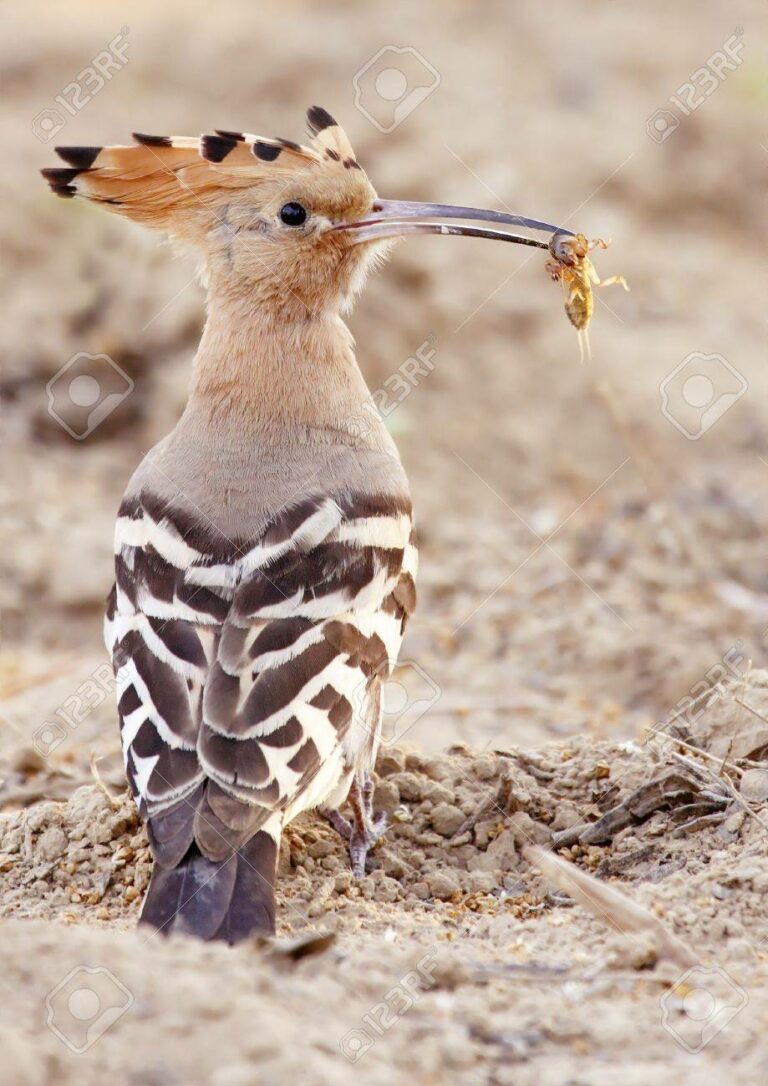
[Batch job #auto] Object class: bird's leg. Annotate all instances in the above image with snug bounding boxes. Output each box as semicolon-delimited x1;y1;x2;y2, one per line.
361;776;388;837
321;807;353;841
322;775;388;875
345;775;388;877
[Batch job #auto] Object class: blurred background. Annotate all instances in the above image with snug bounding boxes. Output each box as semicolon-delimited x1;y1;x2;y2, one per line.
2;0;767;796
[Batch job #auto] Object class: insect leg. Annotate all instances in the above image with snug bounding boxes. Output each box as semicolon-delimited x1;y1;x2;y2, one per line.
597;274;630;292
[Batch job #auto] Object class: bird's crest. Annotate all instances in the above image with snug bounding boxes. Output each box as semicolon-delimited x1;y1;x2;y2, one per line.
41;106;373;240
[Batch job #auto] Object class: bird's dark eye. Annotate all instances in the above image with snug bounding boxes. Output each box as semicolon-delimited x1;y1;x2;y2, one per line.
280;202;307;227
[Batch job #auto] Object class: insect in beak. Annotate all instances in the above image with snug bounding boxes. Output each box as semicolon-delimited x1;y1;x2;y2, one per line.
334;199;574;249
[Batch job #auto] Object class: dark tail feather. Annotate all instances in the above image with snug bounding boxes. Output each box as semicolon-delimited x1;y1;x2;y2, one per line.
140;832;277;944
213;832;277;943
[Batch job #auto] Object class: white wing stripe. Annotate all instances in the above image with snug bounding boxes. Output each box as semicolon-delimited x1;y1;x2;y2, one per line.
335;514;410;549
114;613;206;681
251;625;327;672
235;656;365;741
116;513;203;568
135;585;221;624
119;659;195;751
120;706;149;749
402;541;418;579
131;750;160;797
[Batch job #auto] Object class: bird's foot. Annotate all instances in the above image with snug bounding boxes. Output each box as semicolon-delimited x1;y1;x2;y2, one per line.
323;776;388;877
349;811;388;879
322;807;353;841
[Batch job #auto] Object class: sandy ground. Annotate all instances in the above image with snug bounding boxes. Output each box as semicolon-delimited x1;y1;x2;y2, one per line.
2;684;768;1084
2;0;768;1082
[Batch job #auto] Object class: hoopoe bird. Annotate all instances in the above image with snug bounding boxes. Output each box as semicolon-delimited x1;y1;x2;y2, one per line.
42;107;570;943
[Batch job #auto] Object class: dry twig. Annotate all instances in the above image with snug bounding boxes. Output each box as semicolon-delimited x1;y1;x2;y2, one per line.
525;845;697;968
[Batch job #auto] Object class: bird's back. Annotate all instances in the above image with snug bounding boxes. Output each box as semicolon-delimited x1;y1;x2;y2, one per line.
106;408;416;941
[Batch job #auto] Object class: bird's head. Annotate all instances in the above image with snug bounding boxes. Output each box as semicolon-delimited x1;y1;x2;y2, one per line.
43;106;572;320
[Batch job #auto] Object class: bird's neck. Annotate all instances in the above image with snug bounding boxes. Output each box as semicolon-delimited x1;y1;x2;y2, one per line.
186;283;375;441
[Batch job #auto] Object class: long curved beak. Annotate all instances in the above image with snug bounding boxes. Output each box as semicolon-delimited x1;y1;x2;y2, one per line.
334;198;573;248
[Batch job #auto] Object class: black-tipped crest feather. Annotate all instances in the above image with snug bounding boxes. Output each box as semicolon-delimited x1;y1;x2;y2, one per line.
132;132;173;147
201;134;238;163
54;146;101;168
253;141;282;162
40;167;84;197
307;105;337;135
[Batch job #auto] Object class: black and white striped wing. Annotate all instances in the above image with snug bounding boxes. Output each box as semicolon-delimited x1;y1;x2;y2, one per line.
106;491;416;862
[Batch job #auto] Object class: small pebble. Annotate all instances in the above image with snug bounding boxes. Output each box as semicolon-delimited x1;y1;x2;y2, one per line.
473;755;498;780
421;781;454;805
739;768;768;803
430;803;466;837
426;870;460;900
308;839;335;859
466;870;499;894
390;772;423;802
334;872;353;894
374;779;400;815
376;750;406;776
421;757;454;782
35;827;68;861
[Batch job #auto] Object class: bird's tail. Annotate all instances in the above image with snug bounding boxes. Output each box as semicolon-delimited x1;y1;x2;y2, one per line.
139;832;278;944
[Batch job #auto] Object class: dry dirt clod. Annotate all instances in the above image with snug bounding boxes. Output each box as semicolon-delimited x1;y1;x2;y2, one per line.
739;768;768;803
375;749;406;777
34;826;67;861
389;772;423;802
373;778;400;815
426;870;461;900
431;803;466;837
